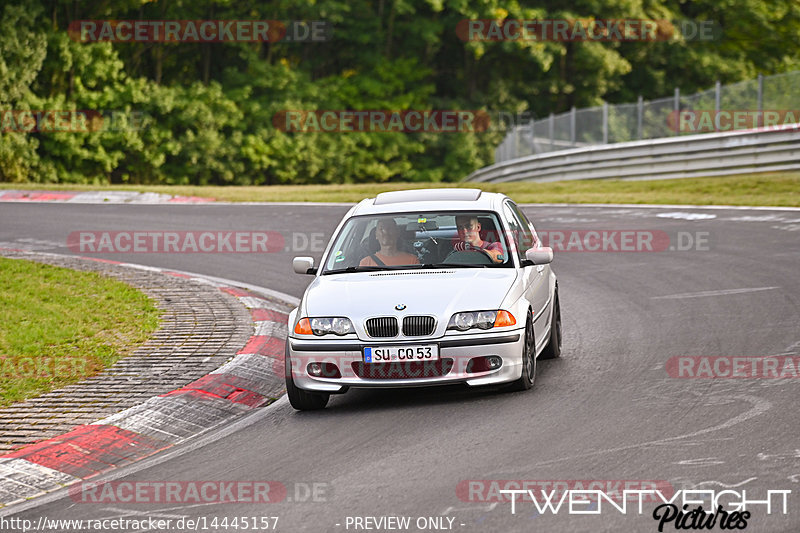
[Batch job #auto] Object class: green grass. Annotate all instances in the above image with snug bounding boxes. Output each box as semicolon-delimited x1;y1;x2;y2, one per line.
1;170;799;206
0;257;160;407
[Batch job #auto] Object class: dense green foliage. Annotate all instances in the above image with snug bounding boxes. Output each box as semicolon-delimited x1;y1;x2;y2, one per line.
1;0;798;184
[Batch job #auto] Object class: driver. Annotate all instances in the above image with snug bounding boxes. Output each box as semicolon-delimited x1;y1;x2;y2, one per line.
454;215;504;263
360;218;421;267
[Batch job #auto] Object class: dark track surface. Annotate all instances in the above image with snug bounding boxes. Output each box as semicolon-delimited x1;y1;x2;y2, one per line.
2;202;799;532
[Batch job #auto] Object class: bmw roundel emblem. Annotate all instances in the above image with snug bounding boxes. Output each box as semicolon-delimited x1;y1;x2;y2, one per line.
395;304;407;311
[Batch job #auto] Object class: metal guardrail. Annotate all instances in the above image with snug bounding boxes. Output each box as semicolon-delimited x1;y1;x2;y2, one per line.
495;70;800;163
467;123;800;183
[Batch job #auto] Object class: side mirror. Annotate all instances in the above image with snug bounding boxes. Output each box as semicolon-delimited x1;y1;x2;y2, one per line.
525;247;553;265
293;256;316;274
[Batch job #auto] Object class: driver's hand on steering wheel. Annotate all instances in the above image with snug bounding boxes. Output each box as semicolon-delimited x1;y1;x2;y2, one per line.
485;248;504;263
462;243;503;263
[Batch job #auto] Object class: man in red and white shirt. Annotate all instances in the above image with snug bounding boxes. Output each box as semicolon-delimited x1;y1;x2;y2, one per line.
454;215;504;263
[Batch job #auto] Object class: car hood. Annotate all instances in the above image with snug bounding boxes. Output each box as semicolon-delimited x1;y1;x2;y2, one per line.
304;269;518;329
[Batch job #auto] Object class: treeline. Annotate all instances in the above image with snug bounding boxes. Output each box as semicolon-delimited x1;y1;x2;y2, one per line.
0;0;798;185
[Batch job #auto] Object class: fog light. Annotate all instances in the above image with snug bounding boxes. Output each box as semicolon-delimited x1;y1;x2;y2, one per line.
307;362;342;378
466;356;503;373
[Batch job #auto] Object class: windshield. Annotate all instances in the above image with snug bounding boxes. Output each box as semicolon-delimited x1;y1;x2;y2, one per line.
322;211;512;274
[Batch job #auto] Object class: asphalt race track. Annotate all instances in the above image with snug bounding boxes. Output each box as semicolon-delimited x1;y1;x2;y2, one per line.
1;202;799;532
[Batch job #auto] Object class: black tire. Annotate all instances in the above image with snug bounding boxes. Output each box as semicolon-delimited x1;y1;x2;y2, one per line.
285;339;329;410
539;289;562;360
509;310;536;391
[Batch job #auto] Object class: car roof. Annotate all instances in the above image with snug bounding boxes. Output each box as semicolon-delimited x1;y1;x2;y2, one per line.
350;188;509;216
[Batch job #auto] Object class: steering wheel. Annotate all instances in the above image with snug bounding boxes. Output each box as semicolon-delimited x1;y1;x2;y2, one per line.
443;247;495;265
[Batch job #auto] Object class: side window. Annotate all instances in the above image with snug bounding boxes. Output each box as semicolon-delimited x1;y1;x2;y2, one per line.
503;202;535;262
509;202;539;248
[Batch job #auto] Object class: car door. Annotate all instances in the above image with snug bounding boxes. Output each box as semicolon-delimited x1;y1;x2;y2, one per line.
502;201;550;349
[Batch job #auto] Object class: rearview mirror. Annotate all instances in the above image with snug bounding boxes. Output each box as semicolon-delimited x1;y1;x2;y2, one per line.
405;220;439;232
525;247;554;265
293;256;316;274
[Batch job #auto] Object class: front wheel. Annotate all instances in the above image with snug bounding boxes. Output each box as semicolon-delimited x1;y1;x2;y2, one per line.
539;290;562;360
509;310;535;391
285;339;329;410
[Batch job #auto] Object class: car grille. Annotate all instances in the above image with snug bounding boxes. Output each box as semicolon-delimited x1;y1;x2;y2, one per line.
351;359;454;379
365;317;398;338
402;316;435;336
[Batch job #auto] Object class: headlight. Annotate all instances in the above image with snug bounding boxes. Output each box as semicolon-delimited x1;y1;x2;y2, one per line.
447;310;516;331
295;317;355;336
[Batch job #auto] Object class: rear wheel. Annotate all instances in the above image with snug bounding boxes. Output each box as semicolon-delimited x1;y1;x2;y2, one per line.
539;289;562;360
509;310;535;391
285;339;329;410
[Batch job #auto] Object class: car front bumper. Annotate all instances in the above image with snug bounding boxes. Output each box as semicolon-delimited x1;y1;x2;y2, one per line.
287;330;526;392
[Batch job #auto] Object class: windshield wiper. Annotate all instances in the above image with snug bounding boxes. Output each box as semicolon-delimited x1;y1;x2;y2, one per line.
417;263;478;269
322;265;393;275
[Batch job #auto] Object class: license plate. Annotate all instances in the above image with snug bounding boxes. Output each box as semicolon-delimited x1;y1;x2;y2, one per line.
363;344;439;363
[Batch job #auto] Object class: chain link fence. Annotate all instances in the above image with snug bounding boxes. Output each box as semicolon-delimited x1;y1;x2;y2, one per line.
495;70;800;163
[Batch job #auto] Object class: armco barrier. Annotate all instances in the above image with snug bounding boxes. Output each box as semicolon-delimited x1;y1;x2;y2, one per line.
467;123;800;183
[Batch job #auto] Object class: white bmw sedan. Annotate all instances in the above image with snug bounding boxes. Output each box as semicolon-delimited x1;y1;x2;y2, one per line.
286;188;560;410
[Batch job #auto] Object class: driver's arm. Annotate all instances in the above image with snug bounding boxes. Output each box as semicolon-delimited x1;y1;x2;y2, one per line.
485;248;503;263
484;242;505;263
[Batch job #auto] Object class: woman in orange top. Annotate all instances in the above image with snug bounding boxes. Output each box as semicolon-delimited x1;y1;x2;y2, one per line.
359;218;420;267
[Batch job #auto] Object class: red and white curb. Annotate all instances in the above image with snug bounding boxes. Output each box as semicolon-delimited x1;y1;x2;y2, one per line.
0;253;294;509
0;190;213;204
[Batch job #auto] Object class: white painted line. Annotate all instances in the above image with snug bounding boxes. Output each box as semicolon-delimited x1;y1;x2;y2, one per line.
652;287;780;300
253;320;287;337
11;249;301;307
675;457;725;466
167;272;299;307
656;212;717;220
238;296;291;310
518;203;800;211
118;263;164;272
